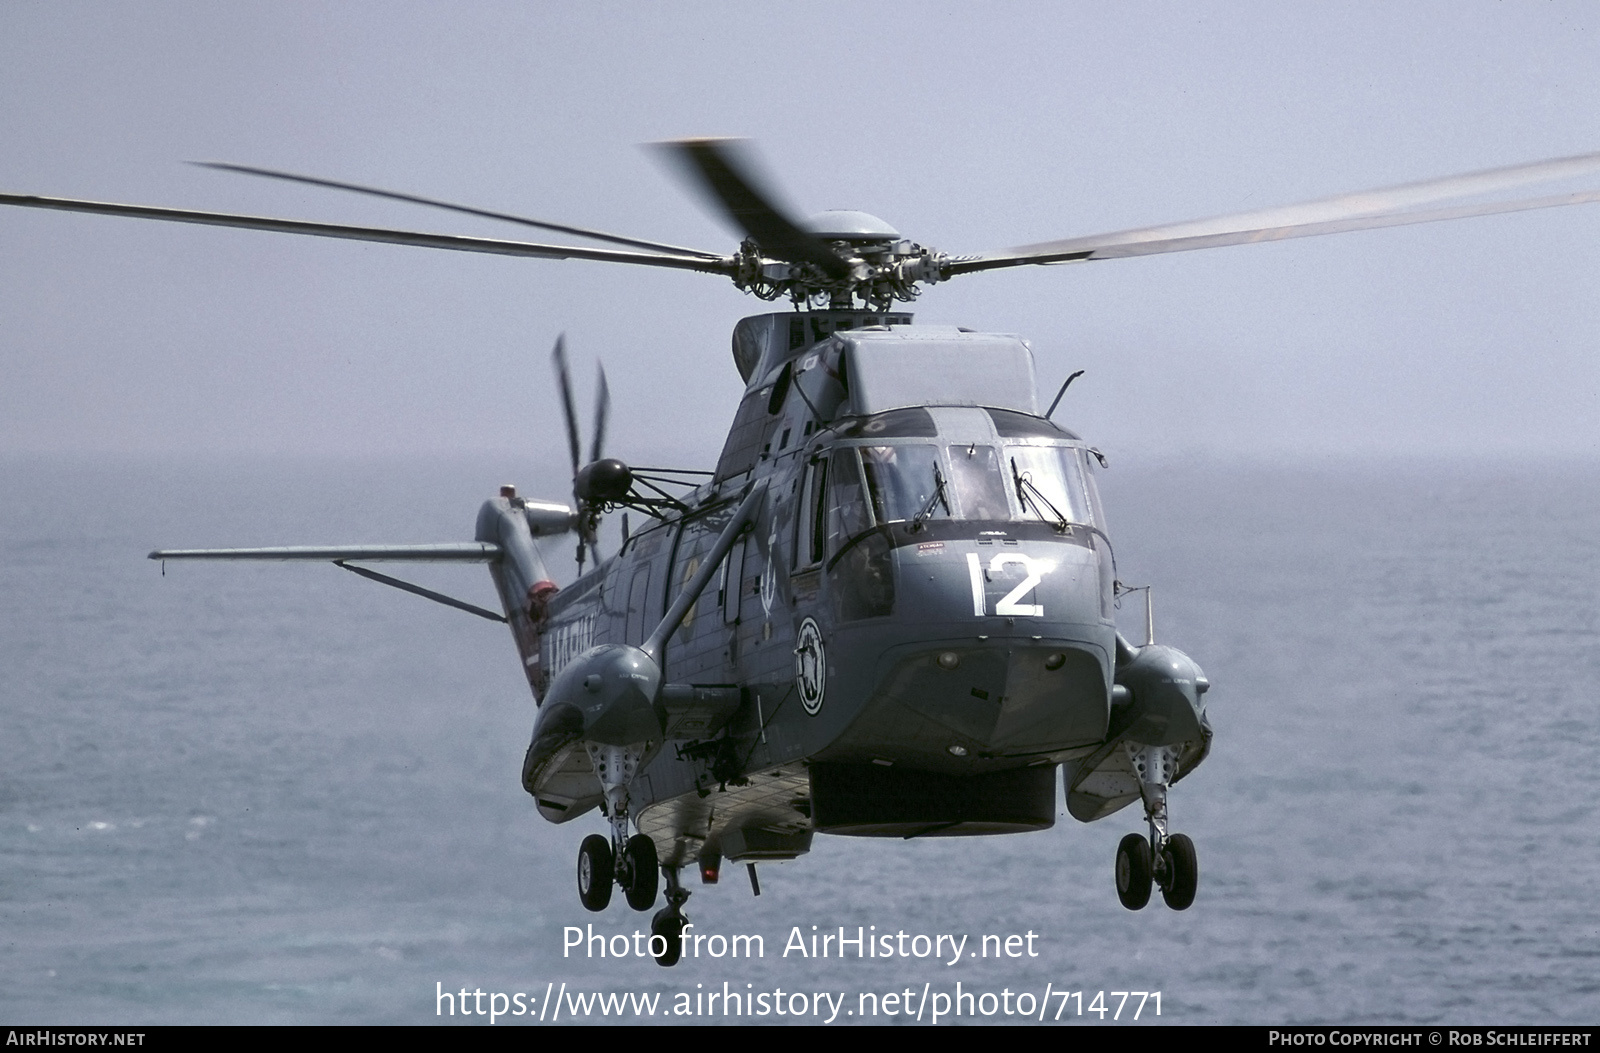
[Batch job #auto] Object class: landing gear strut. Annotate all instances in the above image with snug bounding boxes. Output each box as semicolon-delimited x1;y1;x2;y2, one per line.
572;743;662;914
1115;743;1199;911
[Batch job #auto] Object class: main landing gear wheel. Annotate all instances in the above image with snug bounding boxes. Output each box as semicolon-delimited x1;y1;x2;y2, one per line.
577;834;614;912
1115;833;1153;910
623;833;659;911
650;908;686;967
1160;832;1198;911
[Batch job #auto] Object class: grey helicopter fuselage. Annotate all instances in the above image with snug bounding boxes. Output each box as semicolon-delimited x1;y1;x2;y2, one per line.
481;309;1211;874
18;136;1600;964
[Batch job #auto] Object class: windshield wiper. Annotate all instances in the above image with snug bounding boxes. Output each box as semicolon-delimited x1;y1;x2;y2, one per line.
911;465;950;533
1011;458;1070;533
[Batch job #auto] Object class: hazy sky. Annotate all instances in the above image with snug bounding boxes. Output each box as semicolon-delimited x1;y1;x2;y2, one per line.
3;2;1598;466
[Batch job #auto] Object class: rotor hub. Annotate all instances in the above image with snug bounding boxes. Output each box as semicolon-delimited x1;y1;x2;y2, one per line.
802;210;900;242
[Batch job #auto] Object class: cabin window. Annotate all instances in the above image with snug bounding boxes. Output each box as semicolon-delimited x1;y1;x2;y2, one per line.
798;457;827;568
625;565;652;645
721;537;746;625
675;554;702;635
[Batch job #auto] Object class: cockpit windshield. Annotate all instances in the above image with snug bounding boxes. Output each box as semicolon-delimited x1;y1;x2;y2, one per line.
817;440;1098;549
860;445;943;524
945;444;1011;520
1007;445;1092;528
856;443;1018;525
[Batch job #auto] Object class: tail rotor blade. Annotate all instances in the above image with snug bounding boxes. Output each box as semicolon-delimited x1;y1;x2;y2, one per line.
551;335;582;479
590;363;610;465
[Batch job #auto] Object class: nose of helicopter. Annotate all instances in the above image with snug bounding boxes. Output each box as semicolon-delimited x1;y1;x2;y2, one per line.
818;534;1115;770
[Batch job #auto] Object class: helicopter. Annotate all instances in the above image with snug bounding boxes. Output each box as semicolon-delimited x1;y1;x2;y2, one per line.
6;139;1600;967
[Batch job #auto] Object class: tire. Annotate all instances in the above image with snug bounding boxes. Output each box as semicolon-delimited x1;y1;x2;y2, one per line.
577;834;614;912
1161;833;1198;911
650;908;685;967
624;834;659;911
1115;833;1153;910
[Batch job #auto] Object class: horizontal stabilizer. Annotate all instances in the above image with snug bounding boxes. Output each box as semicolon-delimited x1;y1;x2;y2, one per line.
148;543;502;562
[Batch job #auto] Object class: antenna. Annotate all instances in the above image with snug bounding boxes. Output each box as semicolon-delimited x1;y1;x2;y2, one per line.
1116;582;1154;645
1046;370;1085;419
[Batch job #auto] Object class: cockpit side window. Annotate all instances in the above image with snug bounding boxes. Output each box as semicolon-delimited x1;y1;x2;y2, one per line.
824;448;870;560
1080;449;1107;530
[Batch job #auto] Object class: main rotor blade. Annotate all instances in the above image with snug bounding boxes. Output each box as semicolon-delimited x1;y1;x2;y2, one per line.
589;363;610;466
956;150;1600;273
658;138;851;279
952;188;1600;274
149;543;502;562
551;335;583;479
192;161;724;260
0;192;736;274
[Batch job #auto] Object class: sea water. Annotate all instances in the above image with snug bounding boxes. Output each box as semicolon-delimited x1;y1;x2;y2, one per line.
1;454;1596;1024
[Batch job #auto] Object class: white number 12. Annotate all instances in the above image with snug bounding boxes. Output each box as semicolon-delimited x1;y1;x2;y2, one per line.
966;552;1047;617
